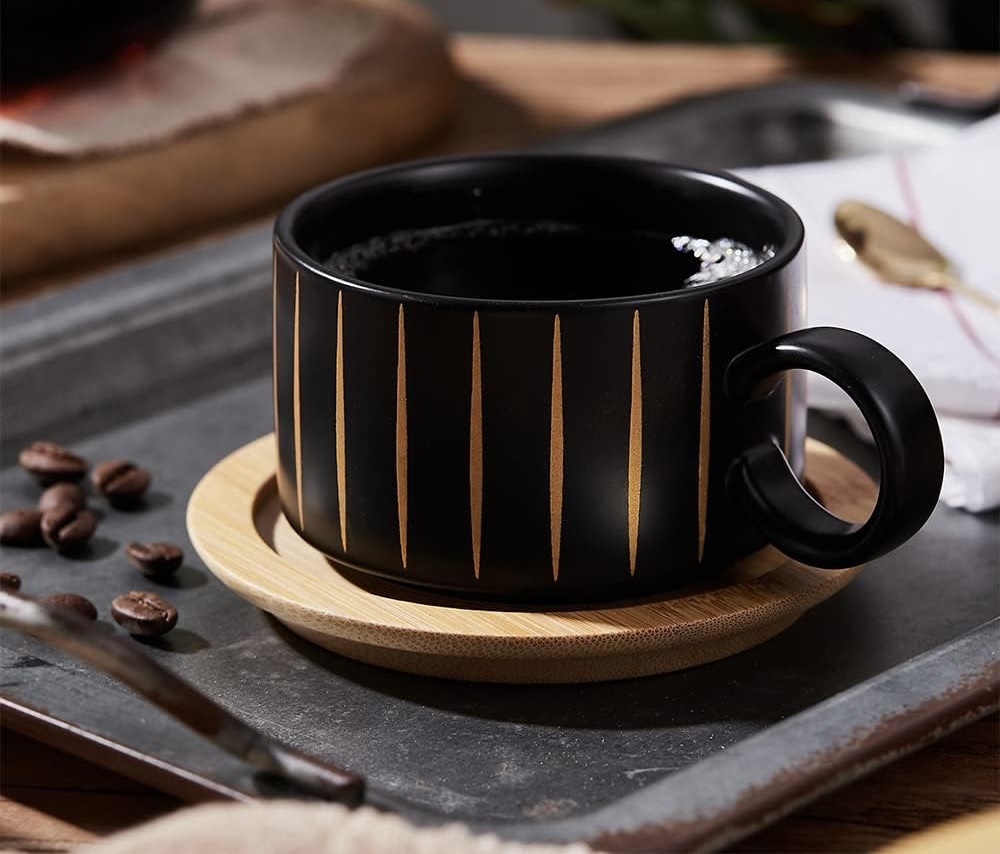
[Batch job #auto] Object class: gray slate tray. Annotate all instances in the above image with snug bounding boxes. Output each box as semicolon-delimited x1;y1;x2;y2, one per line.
2;80;998;851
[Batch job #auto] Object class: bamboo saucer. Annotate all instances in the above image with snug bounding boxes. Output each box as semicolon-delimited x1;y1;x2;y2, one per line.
187;436;875;683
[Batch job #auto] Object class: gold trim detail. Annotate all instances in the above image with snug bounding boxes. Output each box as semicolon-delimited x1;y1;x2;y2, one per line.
627;310;642;577
336;291;347;552
550;315;564;582
470;312;483;579
784;295;794;455
698;300;710;564
272;251;279;442
293;271;304;530
784;375;794;455
396;305;408;570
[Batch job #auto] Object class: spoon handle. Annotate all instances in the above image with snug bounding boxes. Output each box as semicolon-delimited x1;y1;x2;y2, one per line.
941;274;1000;316
0;591;365;804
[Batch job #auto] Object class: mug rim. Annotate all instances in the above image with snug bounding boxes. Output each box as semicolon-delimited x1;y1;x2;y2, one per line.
274;153;805;310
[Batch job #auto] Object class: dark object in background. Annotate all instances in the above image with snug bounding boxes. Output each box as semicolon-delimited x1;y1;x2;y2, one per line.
531;80;994;170
18;441;88;486
38;592;99;621
0;509;43;547
572;0;999;53
38;483;87;515
0;572;22;592
1;0;198;97
126;542;184;580
948;0;1000;52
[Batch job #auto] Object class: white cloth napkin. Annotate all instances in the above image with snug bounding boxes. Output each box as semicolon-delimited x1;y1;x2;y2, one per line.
736;116;1000;512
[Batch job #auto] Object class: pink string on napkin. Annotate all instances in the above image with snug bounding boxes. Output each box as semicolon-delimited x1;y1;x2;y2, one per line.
893;154;1000;376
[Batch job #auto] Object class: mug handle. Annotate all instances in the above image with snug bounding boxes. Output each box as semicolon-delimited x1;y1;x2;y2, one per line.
724;327;943;568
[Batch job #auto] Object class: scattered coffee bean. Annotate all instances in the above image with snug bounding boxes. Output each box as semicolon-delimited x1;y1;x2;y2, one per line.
111;591;178;636
41;506;99;553
126;542;184;580
38;482;86;514
38;592;98;621
18;441;88;486
92;460;151;506
0;571;21;592
0;509;43;547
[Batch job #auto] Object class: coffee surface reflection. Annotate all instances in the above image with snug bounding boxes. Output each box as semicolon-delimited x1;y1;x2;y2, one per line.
325;218;771;300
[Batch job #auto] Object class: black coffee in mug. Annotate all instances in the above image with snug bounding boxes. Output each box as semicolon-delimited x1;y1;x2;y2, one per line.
275;155;942;602
325;219;772;300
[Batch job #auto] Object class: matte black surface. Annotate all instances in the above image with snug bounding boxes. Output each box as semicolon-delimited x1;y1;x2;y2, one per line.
402;302;476;579
275;156;815;598
477;309;555;592
726;327;944;568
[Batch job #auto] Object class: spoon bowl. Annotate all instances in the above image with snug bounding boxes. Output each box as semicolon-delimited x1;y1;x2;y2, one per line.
834;199;999;313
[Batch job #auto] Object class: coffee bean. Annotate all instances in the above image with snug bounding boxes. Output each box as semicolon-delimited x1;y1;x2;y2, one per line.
38;593;98;621
0;509;43;546
0;571;21;592
126;542;184;580
41;506;99;553
92;460;151;506
111;591;178;636
19;441;88;486
38;482;86;514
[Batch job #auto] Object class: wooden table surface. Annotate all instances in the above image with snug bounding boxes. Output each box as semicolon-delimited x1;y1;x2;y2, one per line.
2;35;998;852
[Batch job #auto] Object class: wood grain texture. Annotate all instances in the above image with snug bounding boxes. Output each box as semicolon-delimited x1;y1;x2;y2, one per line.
336;290;347;552
0;0;458;286
422;37;1000;158
187;435;874;683
292;272;304;529
470;311;483;580
627;310;642;577
698;299;711;564
728;715;1000;853
549;315;564;583
396;304;408;569
0;729;182;852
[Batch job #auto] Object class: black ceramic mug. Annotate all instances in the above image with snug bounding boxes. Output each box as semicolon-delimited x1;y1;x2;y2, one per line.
273;155;943;602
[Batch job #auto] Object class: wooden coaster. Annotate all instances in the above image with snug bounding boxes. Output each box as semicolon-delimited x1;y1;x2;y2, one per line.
187;436;876;683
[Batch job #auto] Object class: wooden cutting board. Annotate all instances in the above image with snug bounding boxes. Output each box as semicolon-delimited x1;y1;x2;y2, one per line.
0;0;456;283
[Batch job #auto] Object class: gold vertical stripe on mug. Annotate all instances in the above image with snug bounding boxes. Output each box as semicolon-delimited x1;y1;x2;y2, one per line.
396;304;408;570
550;314;564;582
784;295;794;455
292;271;305;530
272;251;279;443
335;290;347;553
627;309;642;577
698;299;711;564
783;374;794;455
470;311;483;580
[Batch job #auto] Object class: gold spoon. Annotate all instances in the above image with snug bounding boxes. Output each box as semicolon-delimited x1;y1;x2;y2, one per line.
834;199;1000;316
